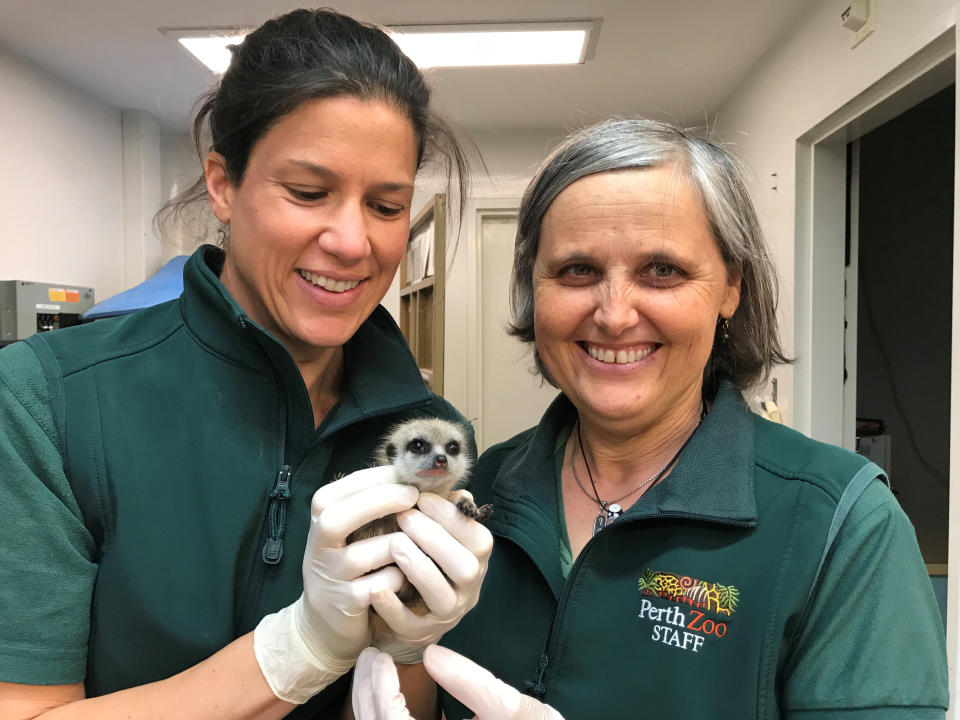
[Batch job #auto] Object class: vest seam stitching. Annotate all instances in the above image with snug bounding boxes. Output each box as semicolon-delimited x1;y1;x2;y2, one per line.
755;455;864;502
58;322;185;379
88;365;114;545
757;481;808;718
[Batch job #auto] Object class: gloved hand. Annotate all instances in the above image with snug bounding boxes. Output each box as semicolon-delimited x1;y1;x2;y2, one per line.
370;492;493;663
351;645;565;720
254;466;417;704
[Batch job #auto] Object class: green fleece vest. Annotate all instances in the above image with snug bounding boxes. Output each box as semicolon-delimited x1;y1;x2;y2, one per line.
441;385;947;720
0;246;470;718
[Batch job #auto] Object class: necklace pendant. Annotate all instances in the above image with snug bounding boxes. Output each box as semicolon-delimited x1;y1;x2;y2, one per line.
592;512;607;536
606;503;622;520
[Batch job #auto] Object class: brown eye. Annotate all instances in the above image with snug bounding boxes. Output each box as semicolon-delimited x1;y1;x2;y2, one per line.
407;439;429;455
370;201;404;217
445;441;460;456
287;187;328;202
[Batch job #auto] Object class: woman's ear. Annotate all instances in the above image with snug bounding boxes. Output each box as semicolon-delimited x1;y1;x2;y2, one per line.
204;151;234;224
720;266;742;319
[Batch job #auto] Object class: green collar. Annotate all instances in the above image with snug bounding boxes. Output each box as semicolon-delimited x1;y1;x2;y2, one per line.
178;245;432;438
488;380;758;591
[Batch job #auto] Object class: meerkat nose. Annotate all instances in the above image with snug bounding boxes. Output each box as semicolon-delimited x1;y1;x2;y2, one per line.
435;455;448;469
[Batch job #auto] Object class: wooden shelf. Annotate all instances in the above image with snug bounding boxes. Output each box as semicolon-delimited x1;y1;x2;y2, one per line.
399;194;446;395
399;276;435;297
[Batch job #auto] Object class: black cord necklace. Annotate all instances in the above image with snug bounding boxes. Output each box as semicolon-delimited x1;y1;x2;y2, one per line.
575;405;705;536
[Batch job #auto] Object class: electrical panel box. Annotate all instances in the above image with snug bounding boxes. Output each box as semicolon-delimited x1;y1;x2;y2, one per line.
0;281;95;346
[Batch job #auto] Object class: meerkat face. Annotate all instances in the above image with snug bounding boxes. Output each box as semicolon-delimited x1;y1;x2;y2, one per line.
379;418;472;494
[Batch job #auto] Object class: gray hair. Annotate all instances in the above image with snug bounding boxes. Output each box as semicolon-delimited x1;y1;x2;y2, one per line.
509;117;789;391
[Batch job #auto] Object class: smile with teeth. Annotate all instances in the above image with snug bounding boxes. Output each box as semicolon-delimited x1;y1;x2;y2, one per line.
585;343;658;364
298;269;362;293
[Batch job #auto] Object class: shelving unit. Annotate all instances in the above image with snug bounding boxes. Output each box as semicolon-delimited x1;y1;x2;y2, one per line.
399;193;446;394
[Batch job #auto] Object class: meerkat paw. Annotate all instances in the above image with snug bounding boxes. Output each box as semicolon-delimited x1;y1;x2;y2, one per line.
455;495;480;519
471;502;493;523
447;489;492;523
455;497;493;523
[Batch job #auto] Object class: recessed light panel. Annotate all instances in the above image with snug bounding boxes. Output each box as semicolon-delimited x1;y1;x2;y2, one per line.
388;27;591;68
163;20;598;73
177;35;247;74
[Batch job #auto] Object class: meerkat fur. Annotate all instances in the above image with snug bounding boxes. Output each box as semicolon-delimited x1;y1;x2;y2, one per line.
348;417;491;630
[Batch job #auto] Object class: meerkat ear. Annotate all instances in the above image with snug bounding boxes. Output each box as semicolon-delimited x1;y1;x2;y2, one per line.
386;443;397;460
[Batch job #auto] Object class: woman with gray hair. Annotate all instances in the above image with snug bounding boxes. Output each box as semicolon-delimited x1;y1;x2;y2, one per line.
352;118;947;719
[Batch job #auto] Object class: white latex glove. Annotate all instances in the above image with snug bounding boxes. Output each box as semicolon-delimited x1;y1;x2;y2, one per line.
255;466;417;704
371;492;493;663
351;645;565;720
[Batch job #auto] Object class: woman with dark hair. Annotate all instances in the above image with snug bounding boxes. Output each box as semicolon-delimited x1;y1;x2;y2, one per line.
0;8;489;719
351;118;948;719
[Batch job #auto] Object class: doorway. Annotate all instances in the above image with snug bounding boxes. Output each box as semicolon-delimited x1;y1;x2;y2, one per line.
847;85;954;568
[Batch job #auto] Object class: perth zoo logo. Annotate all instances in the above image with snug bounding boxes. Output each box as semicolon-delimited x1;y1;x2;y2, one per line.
637;569;740;653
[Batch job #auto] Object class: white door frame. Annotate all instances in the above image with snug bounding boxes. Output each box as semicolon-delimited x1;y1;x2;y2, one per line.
793;27;958;711
842;139;860;453
458;197;521;450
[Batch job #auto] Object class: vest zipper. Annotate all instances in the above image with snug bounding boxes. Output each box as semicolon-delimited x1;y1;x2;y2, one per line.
260;394;290;565
524;530;591;701
237;369;290;633
525;654;549;699
261;464;292;563
522;511;753;700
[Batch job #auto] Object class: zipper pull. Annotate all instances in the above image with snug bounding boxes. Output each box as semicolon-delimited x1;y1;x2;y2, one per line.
262;465;292;565
523;654;549;699
270;465;292;500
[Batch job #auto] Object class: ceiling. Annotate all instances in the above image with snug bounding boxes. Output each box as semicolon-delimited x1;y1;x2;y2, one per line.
0;0;812;133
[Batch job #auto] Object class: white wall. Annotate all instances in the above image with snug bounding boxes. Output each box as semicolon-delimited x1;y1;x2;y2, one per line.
715;0;959;427
0;43;125;301
121;110;163;286
158;131;218;263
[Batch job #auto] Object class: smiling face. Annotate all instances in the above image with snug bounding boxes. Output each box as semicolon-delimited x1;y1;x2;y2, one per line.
532;165;741;433
205;95;417;364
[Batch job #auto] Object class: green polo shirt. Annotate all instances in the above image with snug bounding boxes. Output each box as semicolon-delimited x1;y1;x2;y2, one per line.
441;382;947;719
0;246;472;718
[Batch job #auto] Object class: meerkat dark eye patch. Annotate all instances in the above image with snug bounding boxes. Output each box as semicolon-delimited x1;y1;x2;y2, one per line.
445;440;460;456
407;439;429;455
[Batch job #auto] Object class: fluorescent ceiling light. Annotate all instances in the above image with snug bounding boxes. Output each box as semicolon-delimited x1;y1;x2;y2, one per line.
160;27;250;74
177;35;247;74
388;22;599;68
162;20;599;73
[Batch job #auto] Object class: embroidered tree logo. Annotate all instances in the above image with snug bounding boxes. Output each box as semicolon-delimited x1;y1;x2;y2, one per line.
637;569;660;593
717;583;740;613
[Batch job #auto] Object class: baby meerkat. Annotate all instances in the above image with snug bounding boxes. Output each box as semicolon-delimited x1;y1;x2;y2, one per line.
350;417;490;543
349;417;491;627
